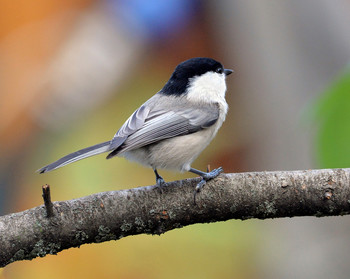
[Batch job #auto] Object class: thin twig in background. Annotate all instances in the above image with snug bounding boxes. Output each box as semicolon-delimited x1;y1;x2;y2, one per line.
42;184;54;218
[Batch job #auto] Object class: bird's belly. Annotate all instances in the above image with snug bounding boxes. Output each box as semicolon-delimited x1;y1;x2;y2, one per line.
121;129;216;171
148;127;218;171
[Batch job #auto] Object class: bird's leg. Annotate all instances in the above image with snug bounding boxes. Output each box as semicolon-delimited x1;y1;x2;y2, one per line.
154;169;165;186
190;167;223;188
189;167;223;204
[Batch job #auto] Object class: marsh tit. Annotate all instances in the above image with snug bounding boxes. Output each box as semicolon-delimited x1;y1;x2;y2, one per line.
38;57;233;195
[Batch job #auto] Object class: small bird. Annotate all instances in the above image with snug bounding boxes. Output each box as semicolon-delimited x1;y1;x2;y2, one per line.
38;57;233;196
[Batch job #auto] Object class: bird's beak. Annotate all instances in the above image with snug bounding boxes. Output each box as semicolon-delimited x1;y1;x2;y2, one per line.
224;69;234;76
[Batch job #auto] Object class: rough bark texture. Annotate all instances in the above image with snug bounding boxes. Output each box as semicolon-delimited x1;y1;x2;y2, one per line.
1;168;350;267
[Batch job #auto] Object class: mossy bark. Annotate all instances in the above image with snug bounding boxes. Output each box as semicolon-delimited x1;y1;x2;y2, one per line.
1;168;350;267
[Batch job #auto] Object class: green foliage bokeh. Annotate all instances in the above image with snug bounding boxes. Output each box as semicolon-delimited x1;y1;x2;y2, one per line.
315;67;350;168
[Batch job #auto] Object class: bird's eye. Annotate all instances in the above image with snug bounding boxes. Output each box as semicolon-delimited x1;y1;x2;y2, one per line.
215;68;223;74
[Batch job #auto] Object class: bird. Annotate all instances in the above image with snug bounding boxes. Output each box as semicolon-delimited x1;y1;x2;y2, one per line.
38;57;233;197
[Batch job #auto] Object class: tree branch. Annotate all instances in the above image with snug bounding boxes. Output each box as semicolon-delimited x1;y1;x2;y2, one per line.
1;168;350;267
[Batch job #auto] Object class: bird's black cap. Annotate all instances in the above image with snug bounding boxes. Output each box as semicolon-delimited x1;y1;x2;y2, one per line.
161;57;227;96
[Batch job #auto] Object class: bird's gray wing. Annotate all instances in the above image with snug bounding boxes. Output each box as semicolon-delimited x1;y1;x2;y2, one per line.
107;102;219;158
109;104;151;150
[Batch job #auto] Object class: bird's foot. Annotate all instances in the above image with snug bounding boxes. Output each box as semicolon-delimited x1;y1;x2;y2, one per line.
197;167;223;185
191;167;223;204
154;169;165;194
156;176;165;187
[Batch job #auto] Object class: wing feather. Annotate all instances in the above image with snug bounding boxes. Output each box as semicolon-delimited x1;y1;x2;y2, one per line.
107;101;220;158
109;104;150;150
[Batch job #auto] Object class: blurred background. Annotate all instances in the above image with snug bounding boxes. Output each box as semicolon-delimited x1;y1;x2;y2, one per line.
1;0;350;278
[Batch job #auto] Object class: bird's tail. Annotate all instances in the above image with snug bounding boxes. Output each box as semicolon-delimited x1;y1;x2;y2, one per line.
37;141;112;173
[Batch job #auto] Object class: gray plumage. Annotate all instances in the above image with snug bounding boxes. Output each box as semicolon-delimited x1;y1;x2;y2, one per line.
107;94;219;157
38;57;232;187
38;94;219;173
37;141;111;173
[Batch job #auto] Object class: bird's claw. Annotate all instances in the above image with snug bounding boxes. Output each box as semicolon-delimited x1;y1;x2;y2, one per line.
200;167;223;181
195;179;207;192
193;167;223;204
156;177;165;187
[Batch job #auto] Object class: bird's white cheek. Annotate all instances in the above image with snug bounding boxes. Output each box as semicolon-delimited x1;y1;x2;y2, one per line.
186;72;227;103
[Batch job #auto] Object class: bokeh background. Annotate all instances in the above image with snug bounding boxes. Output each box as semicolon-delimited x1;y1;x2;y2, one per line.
1;1;350;278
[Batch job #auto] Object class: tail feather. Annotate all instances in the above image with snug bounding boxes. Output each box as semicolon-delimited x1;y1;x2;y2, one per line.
38;141;112;173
